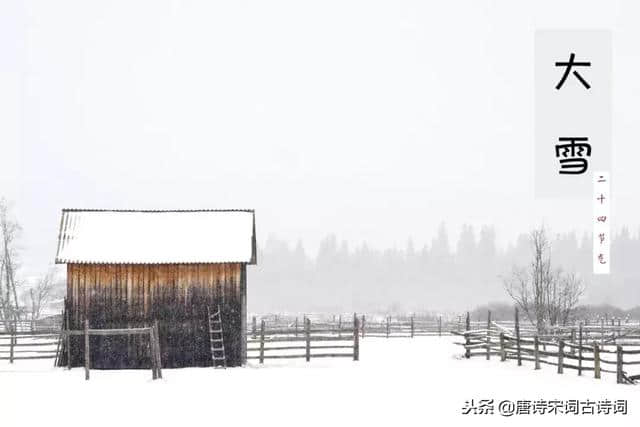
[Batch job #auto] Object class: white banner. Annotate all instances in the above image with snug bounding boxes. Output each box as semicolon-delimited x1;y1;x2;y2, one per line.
535;30;611;199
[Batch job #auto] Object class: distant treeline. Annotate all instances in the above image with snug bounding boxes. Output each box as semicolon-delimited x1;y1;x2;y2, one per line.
249;224;640;313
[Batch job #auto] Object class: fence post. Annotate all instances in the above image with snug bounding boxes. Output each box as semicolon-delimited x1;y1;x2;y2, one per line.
353;314;359;361
9;333;14;364
534;335;540;370
259;320;265;364
305;318;311;362
594;342;601;379
252;316;257;339
578;322;583;376
601;318;605;345
410;315;414;338
438;316;442;337
486;310;491;360
557;339;564;374
515;307;521;366
570;328;576;355
338;315;342;338
295;317;299;337
154;320;162;379
465;312;471;359
618;319;621;337
84;319;90;381
361;315;365;338
386;316;390;338
616;345;623;384
499;332;506;361
150;327;158;380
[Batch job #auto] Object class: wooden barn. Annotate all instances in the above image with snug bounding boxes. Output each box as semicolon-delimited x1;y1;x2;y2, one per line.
55;209;257;369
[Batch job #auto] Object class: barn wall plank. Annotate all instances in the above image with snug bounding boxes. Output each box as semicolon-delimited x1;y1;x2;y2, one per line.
67;263;245;368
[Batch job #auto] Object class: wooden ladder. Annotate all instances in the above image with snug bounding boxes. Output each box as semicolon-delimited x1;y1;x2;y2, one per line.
208;305;227;368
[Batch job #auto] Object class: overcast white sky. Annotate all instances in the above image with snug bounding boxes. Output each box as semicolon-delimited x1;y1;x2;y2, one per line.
2;1;640;275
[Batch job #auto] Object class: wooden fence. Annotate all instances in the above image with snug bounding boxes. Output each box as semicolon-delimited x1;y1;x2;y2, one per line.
0;318;63;333
360;316;448;338
249;313;459;339
456;310;640;385
480;320;640;343
1;314;162;381
0;331;60;362
0;313;63;364
247;316;359;363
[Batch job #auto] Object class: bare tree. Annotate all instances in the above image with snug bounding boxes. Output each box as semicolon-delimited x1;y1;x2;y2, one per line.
27;269;56;331
0;198;22;333
503;226;585;333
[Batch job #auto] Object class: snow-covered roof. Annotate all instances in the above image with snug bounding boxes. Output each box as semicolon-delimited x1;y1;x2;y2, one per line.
55;209;257;264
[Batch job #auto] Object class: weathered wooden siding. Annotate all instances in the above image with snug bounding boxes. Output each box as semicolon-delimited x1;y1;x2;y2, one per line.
65;263;247;369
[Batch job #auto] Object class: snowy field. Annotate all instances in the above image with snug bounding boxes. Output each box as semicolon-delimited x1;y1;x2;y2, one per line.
2;336;638;427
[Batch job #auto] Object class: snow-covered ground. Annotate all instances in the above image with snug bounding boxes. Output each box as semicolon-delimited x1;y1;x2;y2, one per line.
2;336;638;427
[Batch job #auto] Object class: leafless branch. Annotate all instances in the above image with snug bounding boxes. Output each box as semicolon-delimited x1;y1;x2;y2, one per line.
503;226;586;333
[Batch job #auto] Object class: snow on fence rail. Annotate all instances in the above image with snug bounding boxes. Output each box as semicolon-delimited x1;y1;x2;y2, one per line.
247;316;359;363
455;310;640;385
